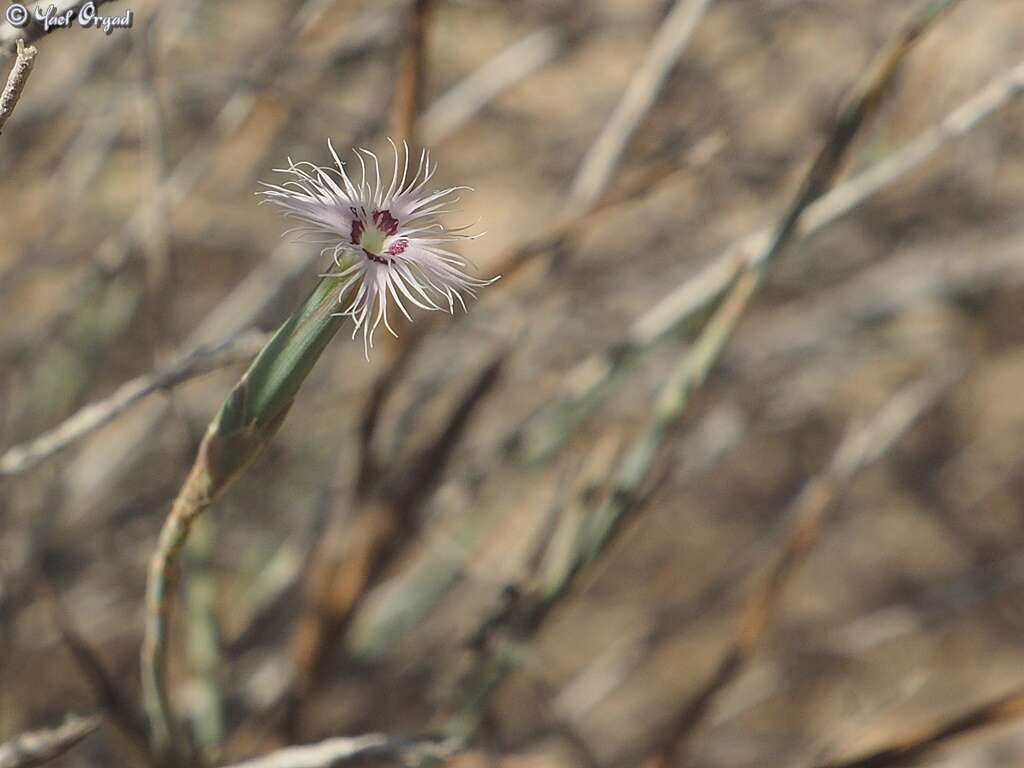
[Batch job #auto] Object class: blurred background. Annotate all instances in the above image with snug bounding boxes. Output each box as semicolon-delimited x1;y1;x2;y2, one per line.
3;0;1024;766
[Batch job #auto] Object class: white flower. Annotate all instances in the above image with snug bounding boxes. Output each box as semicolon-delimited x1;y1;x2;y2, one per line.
260;140;496;357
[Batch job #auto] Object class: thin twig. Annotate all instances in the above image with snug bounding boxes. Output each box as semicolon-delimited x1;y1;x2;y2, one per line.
0;715;100;768
644;369;962;768
0;39;36;135
0;330;268;476
470;433;623;656
731;227;1024;367
567;0;713;214
142;454;223;760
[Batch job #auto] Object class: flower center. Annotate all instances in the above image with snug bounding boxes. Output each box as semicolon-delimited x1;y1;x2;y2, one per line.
350;207;402;265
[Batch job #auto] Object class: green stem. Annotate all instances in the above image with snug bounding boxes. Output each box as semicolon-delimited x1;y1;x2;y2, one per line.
141;270;349;759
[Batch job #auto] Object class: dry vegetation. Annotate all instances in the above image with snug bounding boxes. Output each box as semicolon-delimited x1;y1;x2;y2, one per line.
3;0;1024;766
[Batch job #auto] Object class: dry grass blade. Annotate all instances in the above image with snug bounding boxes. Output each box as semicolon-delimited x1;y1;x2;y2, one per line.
816;687;1024;768
643;370;962;768
469;433;624;655
567;0;713;214
0;331;269;476
0;39;36;135
0;715;100;768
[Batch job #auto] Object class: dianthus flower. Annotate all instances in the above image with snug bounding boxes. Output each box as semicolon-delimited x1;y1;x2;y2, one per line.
261;140;495;356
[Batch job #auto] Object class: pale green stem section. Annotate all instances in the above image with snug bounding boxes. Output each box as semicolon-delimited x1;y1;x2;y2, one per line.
142;270;350;759
185;514;223;754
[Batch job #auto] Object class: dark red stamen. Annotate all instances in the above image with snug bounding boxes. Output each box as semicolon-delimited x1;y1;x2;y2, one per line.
387;238;409;257
372;209;399;236
363;248;391;265
350;218;364;245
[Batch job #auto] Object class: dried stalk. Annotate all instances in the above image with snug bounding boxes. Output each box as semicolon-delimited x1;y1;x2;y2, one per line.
0;39;36;135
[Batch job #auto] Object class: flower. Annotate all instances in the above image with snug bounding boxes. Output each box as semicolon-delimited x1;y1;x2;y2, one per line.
259;140;496;357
